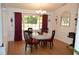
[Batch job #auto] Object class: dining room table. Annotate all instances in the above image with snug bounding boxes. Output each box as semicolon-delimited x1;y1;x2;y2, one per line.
32;32;52;47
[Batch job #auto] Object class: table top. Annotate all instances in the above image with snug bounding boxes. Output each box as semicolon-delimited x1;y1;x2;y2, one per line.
33;33;51;40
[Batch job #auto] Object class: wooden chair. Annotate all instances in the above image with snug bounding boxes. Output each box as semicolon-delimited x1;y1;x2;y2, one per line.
28;28;33;38
24;30;39;53
42;30;55;48
28;28;33;34
47;30;55;48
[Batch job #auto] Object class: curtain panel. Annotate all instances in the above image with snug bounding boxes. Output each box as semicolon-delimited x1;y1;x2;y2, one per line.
14;12;22;41
42;14;48;33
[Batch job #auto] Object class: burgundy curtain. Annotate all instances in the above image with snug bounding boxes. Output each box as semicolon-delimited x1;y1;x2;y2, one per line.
42;14;48;32
14;12;22;41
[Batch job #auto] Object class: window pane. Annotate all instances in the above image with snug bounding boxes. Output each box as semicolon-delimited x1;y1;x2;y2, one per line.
23;15;42;32
24;15;39;24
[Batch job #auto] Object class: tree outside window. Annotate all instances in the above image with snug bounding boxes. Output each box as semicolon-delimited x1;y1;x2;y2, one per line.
24;16;38;24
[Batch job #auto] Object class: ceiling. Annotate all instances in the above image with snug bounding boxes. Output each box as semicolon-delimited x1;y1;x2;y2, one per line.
2;3;66;11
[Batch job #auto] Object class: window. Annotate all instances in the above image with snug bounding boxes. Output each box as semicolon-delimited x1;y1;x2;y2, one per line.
61;16;70;26
22;15;42;33
24;16;38;24
61;11;70;26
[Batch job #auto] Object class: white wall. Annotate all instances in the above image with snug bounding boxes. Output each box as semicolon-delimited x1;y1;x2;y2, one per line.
52;4;78;44
48;12;55;31
2;8;9;54
0;4;7;55
0;4;3;46
2;8;53;41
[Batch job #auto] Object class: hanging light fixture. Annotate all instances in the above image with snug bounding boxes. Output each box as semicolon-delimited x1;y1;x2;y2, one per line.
35;10;47;14
35;3;47;15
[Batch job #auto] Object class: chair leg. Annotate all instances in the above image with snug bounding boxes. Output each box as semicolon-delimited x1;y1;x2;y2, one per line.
50;42;51;48
25;44;27;51
35;44;38;49
50;42;53;49
44;41;47;47
51;42;53;47
30;45;32;53
38;41;41;46
46;41;47;47
40;41;43;47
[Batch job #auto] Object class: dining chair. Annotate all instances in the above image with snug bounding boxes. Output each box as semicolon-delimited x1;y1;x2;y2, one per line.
28;28;33;34
44;30;55;48
24;30;39;53
28;28;33;38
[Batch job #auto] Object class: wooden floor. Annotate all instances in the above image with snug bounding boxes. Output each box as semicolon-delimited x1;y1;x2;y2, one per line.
7;39;73;55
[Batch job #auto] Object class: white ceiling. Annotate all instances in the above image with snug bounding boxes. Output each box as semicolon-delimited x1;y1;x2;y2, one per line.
2;3;66;11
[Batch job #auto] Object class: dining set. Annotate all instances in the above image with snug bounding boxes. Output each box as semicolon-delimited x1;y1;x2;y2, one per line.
24;28;55;53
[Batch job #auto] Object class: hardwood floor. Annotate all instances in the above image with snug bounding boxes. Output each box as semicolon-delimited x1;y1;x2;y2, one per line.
7;39;73;55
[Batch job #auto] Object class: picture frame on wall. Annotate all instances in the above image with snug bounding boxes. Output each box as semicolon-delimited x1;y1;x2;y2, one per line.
61;16;70;26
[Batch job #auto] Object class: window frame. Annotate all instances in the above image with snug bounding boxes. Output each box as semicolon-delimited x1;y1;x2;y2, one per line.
22;14;42;31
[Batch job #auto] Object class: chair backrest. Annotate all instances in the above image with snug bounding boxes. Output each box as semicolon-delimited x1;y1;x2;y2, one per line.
28;28;33;33
51;30;55;41
24;30;32;43
28;28;33;38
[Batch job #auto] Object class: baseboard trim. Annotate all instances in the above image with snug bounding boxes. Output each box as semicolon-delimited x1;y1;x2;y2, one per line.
54;38;69;45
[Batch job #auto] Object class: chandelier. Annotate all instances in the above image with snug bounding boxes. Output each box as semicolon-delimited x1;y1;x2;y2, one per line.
35;3;47;15
35;10;47;14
